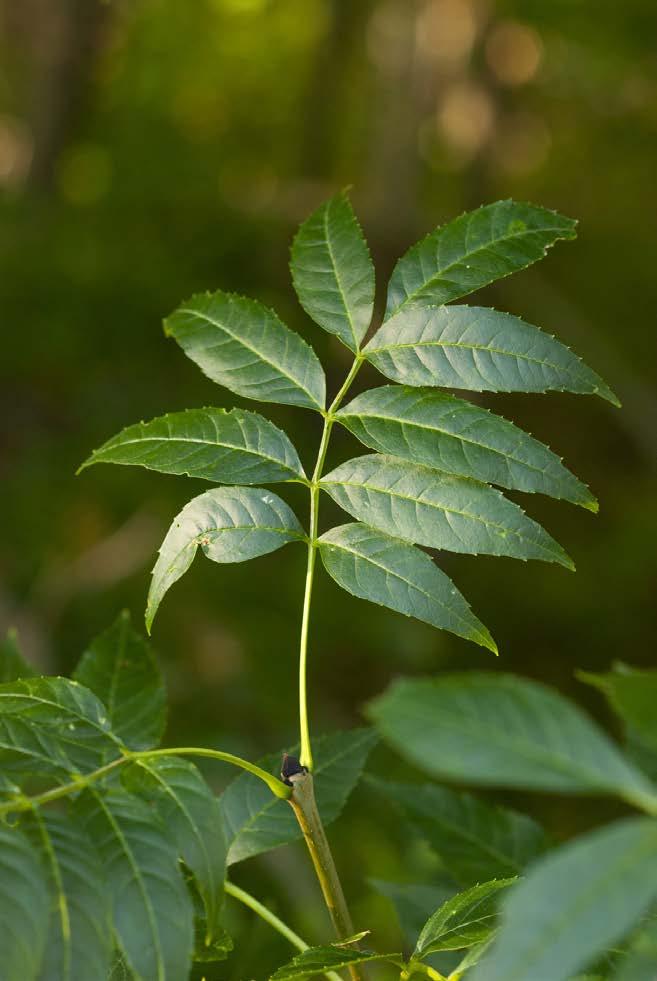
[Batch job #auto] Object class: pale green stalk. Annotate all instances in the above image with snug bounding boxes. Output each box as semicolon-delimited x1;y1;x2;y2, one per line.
0;744;290;818
225;880;342;981
298;354;364;770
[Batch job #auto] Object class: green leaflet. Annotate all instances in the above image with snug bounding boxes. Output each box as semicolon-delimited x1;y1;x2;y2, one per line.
146;486;304;631
290;191;375;351
470;819;657;981
0;677;121;778
79;407;305;484
385;199;576;317
0;627;35;682
0;823;49;981
336;386;596;509
317;523;496;652
270;946;400;980
368;779;547;886
320;454;573;568
414;878;516;957
26;810;112;981
76;789;194;981
580;663;657;754
367;674;657;803
221;729;377;864
365;305;618;404
164;290;326;410
123;756;227;942
73;611;166;753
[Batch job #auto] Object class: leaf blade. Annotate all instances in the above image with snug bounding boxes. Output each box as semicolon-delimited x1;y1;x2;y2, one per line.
291;192;375;350
470;818;657;981
0;677;121;779
270;946;400;980
164;290;326;410
123;756;227;941
79;407;306;484
368;778;548;886
73;611;165;753
385;199;576;317
0;823;49;981
147;486;304;630
414;878;516;957
27;810;112;981
365;306;618;404
320;454;573;569
336;386;596;509
76;789;194;981
318;522;495;652
367;674;655;802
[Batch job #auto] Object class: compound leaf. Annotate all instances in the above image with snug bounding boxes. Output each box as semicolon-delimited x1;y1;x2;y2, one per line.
321;455;573;568
365;306;618;404
367;674;656;803
470;819;657;981
147;486;304;631
222;729;377;864
1;627;35;682
123;756;227;942
79;408;305;485
291;192;375;351
385;200;576;317
76;789;194;981
369;779;547;886
164;290;326;410
73;611;165;754
414;878;516;957
0;823;49;981
0;677;121;779
27;810;112;981
336;386;596;509
318;523;495;652
270;946;400;980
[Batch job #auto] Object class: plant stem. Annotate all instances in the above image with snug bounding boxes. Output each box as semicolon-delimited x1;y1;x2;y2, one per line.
0;744;290;818
225;880;343;981
298;354;364;770
287;768;363;981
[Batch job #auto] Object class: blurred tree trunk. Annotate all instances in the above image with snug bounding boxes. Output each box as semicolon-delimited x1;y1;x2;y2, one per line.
300;0;371;179
1;0;113;193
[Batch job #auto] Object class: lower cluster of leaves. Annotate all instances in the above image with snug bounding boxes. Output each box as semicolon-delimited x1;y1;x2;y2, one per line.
3;618;657;979
0;616;376;981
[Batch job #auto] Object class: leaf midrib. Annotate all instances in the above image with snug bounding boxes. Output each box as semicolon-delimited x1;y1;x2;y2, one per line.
323;201;359;350
391;220;570;314
96;434;298;476
337;408;556;482
93;793;166;981
321;472;557;559
368;336;572;376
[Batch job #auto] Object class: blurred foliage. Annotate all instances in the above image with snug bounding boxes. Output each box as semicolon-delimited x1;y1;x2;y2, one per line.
1;0;656;976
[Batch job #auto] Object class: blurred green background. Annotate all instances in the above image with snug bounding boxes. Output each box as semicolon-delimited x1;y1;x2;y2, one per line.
1;0;656;976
